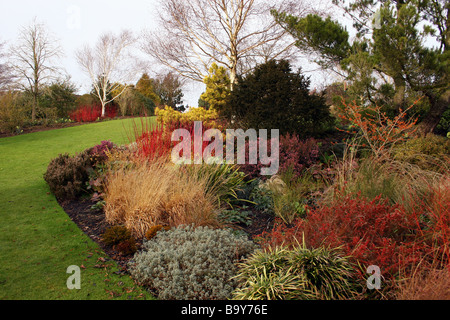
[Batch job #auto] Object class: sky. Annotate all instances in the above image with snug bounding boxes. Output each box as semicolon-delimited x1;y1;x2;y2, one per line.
0;0;344;107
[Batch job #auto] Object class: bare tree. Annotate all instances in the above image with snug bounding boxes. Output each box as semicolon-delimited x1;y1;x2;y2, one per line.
0;41;14;91
9;19;63;121
142;0;313;89
76;30;137;117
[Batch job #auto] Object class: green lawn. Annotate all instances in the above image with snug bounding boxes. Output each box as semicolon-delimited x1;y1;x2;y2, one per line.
0;118;155;300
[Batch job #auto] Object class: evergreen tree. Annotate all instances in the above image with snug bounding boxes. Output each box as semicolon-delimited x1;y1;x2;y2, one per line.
221;59;334;137
200;63;231;111
273;0;449;134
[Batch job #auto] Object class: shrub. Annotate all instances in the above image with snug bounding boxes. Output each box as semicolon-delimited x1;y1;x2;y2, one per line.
69;104;117;122
43;151;93;200
128;225;257;300
103;158;220;238
220;59;334;137
238;134;321;181
393;134;450;173
89;140;116;164
183;163;249;209
130;119;175;161
155;105;221;131
232;244;359;300
256;194;422;280
102;225;133;247
115;239;137;256
336;99;418;157
0;91;27;134
279;134;320;177
102;225;137;256
145;225;171;240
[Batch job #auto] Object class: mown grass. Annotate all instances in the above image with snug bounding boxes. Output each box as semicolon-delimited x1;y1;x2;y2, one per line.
0;118;155;300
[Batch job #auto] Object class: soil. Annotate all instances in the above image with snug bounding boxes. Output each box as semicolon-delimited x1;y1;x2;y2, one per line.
59;197;275;273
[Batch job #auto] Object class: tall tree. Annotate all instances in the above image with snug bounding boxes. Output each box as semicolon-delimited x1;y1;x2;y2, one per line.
135;73;161;105
0;41;13;91
274;0;449;134
76;30;136;117
142;0;311;89
153;72;185;112
9;19;63;121
222;59;334;137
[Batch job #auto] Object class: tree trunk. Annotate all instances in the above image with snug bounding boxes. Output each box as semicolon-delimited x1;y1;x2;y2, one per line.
101;101;106;118
417;89;450;135
32;92;37;122
393;76;406;111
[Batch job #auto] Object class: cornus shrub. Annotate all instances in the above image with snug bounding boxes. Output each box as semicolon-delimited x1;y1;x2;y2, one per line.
256;194;423;280
70;104;117;122
134;123;174;161
131;119;217;162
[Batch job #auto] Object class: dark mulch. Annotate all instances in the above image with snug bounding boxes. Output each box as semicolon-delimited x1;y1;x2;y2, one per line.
59;197;275;273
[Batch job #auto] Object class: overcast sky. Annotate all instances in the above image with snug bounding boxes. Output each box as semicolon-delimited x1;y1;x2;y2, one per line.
0;0;343;107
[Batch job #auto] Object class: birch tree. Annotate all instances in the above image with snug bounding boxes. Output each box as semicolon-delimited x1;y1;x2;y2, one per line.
142;0;313;89
76;30;137;117
9;19;63;121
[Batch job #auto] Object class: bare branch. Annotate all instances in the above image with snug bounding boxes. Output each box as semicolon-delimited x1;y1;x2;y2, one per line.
9;18;64;121
141;0;313;87
76;30;138;117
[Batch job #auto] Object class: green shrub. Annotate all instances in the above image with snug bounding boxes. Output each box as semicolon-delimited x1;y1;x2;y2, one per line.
128;225;257;300
43;151;93;200
217;207;252;227
249;182;275;214
220;59;334;137
184;163;249;209
394;134;450;173
232;244;360;300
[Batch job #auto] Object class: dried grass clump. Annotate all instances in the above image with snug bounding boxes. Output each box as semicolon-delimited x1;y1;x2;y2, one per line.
396;268;450;300
103;158;219;238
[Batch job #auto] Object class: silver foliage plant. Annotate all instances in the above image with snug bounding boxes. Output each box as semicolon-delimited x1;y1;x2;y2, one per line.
128;225;258;300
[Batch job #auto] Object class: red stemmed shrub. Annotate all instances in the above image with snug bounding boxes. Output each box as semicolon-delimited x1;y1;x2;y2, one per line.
132;118;222;162
70;104;117;122
135;122;175;161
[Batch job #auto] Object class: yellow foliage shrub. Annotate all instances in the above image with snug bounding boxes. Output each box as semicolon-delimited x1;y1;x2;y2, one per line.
155;105;221;130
